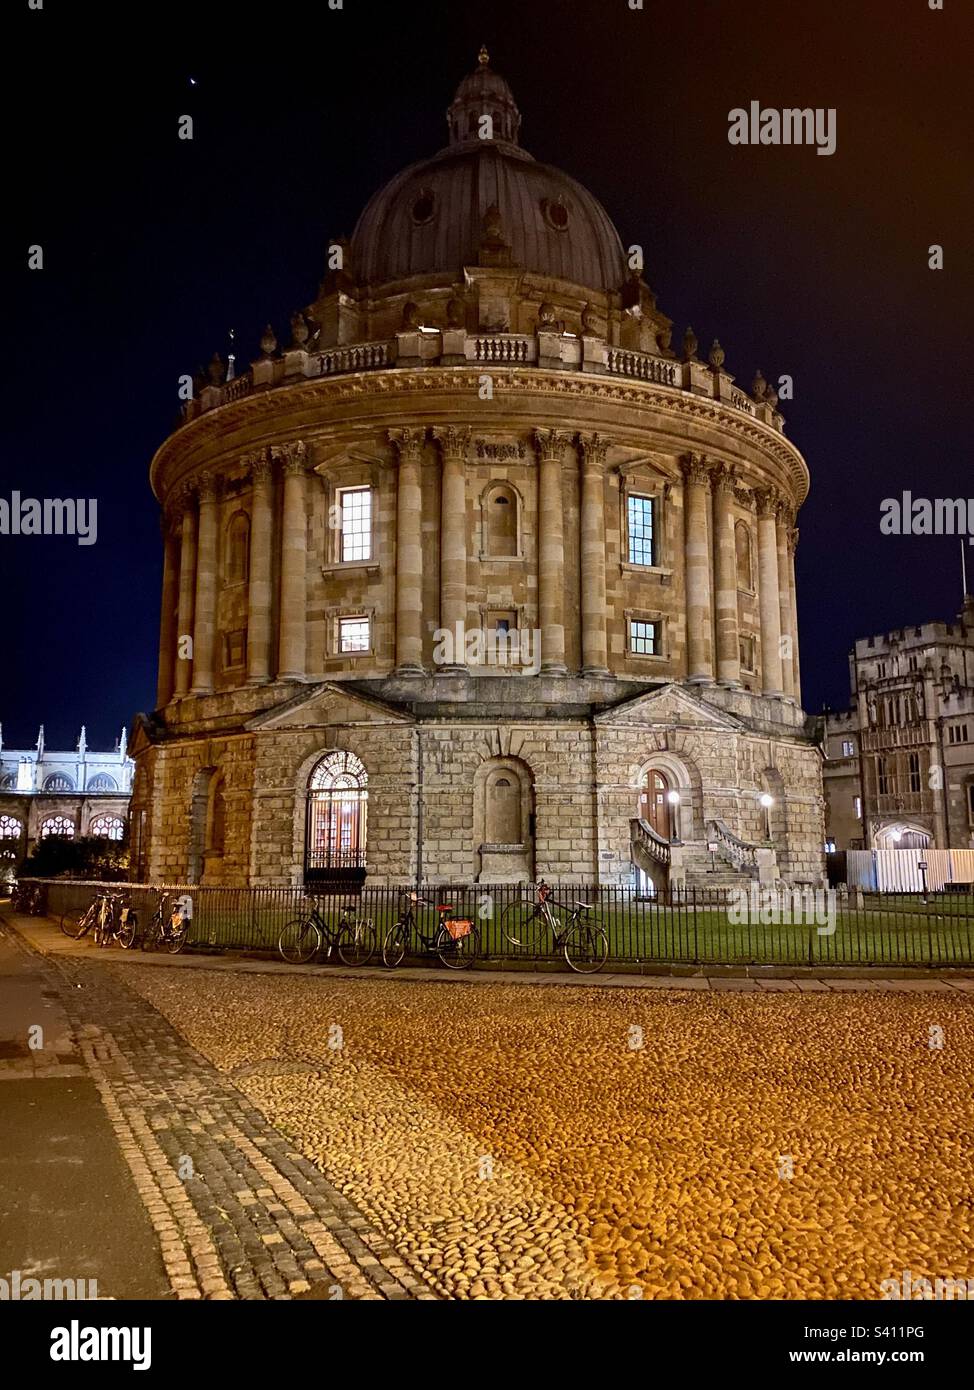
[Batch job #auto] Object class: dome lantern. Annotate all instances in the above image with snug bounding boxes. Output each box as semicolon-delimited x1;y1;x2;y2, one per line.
446;46;522;149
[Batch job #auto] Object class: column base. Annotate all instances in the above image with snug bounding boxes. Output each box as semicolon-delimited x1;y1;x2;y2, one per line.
540;663;569;677
434;664;467;676
581;666;611;679
247;674;273;687
687;674;716;686
761;688;785;700
189;684;214;697
277;671;310;682
393;663;426;677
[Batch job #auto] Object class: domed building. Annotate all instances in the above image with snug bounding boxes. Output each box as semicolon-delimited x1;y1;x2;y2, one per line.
130;49;825;891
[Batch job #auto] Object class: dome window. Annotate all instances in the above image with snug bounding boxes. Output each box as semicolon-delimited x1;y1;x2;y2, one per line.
411;190;436;226
541;197;571;232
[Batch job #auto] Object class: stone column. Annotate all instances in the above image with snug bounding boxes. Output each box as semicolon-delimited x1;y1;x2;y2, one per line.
789;525;802;705
755;487;784;698
190;472;218;695
247;452;274;684
156;512;181;708
389;428;425;674
275;442;308;680
776;503;796;701
432;426;470;672
578;432;609;676
710;463;740;687
680;453;714;683
534;429;571;675
173;490;197;697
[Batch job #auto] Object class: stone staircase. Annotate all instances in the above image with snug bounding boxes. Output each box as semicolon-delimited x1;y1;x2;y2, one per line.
630;817;778;894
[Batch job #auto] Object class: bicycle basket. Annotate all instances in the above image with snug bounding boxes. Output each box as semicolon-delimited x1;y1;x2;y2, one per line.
444;917;473;940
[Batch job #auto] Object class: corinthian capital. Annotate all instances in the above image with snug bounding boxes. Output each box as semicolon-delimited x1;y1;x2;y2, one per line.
533;428;572;461
709;460;738;496
197;470;219;503
754;485;780;518
244;447;273;482
577;432;610;469
271;440;308;475
431;425;471;459
679;452;710;488
387;427;426;461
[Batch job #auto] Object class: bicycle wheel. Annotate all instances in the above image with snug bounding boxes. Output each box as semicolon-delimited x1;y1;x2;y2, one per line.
279;917;322;964
382;922;409;969
167;924;189;955
61;904;97;939
115;910;136;950
436;923;481;970
563;918;609;974
337;918;376;967
500;899;546;953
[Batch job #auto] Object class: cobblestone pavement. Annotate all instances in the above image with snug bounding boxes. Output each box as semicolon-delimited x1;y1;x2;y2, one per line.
2;924;434;1301
121;959;974;1300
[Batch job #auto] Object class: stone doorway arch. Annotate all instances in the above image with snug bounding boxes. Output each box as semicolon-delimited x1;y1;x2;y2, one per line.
473;755;535;883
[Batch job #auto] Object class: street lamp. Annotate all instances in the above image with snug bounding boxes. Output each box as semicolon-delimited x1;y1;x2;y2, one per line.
759;792;774;841
667;789;681;843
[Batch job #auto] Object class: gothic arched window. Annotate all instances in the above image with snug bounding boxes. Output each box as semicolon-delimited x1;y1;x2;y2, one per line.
90;814;125;841
0;815;23;839
306;751;368;873
43;774;74;792
88;774;118;792
735;522;753;591
40;816;75;838
225;512;250;584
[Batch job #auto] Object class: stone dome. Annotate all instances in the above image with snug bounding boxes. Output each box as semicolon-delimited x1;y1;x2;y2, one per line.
351;49;629;293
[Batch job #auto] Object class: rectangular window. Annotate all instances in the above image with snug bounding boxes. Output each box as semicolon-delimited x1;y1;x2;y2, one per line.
223;629;247;669
854;796;862;819
627;494;655;567
338;616;370;653
948;724;969;745
338;486;372;562
909;752;921;794
841;739;855;757
739;635;756;672
968;784;974;823
629;620;659;656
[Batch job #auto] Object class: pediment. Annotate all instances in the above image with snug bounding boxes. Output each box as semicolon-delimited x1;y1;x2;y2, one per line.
595;683;745;732
247;682;413;732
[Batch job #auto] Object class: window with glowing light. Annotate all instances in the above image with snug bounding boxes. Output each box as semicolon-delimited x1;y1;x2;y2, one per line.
0;815;23;839
339;616;370;653
90;814;125;841
40;816;75;838
306;751;367;872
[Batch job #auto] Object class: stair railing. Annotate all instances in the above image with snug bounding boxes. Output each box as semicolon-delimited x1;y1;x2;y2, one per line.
630;817;672;867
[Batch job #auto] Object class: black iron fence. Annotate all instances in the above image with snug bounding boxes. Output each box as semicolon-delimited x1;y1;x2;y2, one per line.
12;878;974;969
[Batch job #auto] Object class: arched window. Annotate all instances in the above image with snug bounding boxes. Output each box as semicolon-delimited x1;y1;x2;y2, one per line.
485;772;521;844
0;815;23;839
484;484;518;557
43;773;75;792
207;775;226;856
0;774;14;790
735;522;753;591
87;773;118;792
40;816;75;838
306;751;368;876
89;814;125;841
225;512;250;584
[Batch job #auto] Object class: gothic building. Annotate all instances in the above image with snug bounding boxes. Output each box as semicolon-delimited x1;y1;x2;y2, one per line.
0;725;133;870
823;597;974;851
130;50;825;890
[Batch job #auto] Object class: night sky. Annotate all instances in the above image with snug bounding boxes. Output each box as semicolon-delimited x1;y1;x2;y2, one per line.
3;0;971;750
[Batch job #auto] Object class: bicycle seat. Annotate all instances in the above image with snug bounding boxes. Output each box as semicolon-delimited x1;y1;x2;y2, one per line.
574;900;596;910
436;902;454;912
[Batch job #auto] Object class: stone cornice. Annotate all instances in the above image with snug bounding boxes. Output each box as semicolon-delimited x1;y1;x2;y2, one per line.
151;368;810;507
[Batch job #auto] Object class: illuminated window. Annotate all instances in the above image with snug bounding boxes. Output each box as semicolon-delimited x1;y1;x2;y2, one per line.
0;815;22;839
629;620;659;656
627;495;655;567
88;774;117;792
854;796;862;819
306;751;368;872
40;816;75;838
338;487;372;562
43;774;74;792
339;616;370;653
90;814;125;841
841;740;855;757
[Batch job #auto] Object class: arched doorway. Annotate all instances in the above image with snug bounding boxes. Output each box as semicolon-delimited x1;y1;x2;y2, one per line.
638;769;674;841
874;822;931;851
305;751;368;887
474;755;535;882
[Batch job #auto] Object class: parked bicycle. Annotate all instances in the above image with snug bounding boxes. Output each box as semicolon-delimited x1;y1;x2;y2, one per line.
501;880;609;974
382;890;480;970
13;882;47;916
278;898;376;966
138;891;192;954
62;890;136;948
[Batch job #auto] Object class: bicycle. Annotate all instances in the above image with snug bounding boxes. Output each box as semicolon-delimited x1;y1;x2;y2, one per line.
501;880;609;974
138;891;191;954
382;890;480;970
14;882;46;916
278;897;376;966
61;890;135;947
